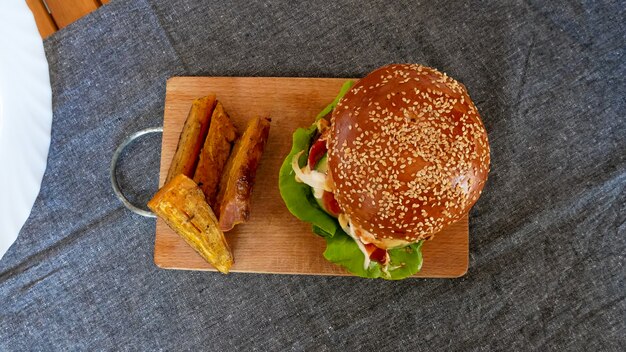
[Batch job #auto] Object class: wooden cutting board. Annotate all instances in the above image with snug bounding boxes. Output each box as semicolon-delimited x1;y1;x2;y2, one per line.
154;77;469;278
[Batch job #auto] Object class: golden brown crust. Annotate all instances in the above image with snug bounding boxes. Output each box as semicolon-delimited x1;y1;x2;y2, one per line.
193;102;238;208
148;174;233;273
165;95;216;183
328;64;490;243
216;117;271;231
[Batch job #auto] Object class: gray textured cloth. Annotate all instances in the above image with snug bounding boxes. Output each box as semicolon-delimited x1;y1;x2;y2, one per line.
1;0;624;350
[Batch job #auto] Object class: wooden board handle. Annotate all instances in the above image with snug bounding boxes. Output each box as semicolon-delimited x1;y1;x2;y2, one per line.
110;127;163;218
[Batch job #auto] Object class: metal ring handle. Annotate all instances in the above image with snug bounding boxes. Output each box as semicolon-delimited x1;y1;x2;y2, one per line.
110;127;163;218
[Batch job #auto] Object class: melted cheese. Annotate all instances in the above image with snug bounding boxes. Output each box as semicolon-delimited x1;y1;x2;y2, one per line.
291;151;330;198
338;214;371;270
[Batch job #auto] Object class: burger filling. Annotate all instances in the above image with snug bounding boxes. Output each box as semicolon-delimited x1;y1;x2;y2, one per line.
291;121;390;268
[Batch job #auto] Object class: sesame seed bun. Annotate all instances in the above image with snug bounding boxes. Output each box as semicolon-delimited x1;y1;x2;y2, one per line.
327;64;490;248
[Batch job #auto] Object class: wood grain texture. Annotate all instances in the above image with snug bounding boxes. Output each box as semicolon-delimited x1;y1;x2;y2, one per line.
154;77;469;278
45;0;99;28
25;0;58;38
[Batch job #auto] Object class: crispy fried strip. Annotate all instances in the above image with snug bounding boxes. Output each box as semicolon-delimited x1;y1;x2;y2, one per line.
165;95;216;183
216;117;271;231
148;174;233;273
193;102;237;207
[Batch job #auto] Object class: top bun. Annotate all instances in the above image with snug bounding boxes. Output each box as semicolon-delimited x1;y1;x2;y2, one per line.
328;64;490;248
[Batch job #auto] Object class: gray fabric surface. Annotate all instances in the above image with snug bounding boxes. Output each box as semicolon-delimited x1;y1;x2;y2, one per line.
1;0;625;350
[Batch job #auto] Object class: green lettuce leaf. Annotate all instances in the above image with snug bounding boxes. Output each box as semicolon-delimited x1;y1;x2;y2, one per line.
278;124;340;236
314;81;355;121
278;80;424;280
278;80;355;237
324;232;424;280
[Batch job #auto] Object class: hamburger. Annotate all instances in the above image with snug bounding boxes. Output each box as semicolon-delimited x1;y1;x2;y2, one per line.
279;64;490;279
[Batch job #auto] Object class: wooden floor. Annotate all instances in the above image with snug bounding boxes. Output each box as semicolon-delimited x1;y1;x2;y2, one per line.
26;0;109;39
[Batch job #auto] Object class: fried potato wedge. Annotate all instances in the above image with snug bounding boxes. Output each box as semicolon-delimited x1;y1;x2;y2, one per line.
216;117;271;231
148;174;233;273
165;95;216;183
193;102;237;207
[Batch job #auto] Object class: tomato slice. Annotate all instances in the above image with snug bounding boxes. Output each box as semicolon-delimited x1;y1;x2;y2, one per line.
365;244;388;264
321;191;341;217
308;139;327;169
